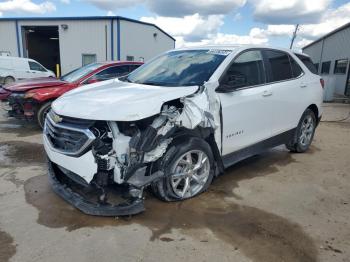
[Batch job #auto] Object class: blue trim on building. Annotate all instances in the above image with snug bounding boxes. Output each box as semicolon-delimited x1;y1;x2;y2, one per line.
110;19;114;60
15;20;21;57
117;19;121;61
0;16;176;42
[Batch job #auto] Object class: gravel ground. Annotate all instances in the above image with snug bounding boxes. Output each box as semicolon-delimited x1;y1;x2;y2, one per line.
0;103;349;262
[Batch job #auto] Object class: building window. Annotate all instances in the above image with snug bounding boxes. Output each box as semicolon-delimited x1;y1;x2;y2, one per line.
314;63;319;72
321;61;331;74
126;55;134;61
82;54;96;66
334;59;348;74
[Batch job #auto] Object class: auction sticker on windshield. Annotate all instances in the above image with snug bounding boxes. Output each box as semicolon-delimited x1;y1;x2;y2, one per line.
206;50;232;56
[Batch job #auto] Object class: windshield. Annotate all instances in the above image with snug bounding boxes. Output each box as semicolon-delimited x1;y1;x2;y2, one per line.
126;49;231;87
61;63;103;83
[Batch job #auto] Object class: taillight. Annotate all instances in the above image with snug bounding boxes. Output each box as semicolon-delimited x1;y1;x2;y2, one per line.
320;78;325;89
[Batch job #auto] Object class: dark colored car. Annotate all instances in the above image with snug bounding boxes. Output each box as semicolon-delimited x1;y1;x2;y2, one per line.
0;61;143;128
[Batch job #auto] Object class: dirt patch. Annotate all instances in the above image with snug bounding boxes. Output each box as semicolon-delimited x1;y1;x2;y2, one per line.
24;148;317;262
0;119;41;138
2;170;24;187
0;141;45;167
0;229;16;262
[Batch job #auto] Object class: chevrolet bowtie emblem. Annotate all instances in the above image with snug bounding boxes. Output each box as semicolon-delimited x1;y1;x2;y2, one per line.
52;113;63;123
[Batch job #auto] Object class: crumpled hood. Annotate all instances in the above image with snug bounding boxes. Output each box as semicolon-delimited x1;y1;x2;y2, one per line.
52;79;199;121
4;77;67;92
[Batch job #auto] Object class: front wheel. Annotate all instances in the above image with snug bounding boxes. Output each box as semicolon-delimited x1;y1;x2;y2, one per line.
286;109;316;153
37;102;52;129
151;137;215;202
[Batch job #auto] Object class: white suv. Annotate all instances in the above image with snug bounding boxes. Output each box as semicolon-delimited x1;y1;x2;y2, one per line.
43;45;323;216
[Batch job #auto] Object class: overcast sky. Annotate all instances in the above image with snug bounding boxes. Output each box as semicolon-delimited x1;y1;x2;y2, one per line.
0;0;349;50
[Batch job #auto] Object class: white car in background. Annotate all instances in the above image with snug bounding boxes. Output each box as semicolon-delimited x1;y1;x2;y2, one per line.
0;56;55;84
43;45;323;216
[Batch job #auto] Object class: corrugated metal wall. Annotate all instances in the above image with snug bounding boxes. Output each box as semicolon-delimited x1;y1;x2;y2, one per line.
0;18;175;75
119;19;174;62
0;21;19;57
303;26;350;95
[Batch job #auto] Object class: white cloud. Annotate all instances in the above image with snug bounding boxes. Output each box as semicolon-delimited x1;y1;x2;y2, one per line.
245;2;350;49
298;2;350;39
252;0;331;24
295;38;312;48
265;25;296;36
83;0;144;11
141;14;268;47
83;0;246;17
60;0;70;4
141;14;225;43
0;0;56;14
106;10;115;16
147;0;246;17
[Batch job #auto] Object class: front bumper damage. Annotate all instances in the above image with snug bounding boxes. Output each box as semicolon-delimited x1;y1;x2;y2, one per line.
44;85;222;216
48;160;152;216
7;92;36;119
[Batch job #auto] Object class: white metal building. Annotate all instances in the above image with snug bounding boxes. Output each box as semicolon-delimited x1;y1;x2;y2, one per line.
303;22;350;98
0;16;175;75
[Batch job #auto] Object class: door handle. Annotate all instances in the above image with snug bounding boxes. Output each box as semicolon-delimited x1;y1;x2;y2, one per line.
262;90;272;97
300;83;307;88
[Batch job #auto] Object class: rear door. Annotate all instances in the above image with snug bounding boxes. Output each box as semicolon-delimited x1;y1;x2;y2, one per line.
217;49;274;155
261;49;305;136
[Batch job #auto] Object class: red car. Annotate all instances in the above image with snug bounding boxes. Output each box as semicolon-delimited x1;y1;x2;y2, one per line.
0;61;143;128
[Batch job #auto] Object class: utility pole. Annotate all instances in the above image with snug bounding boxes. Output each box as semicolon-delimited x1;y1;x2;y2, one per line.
290;24;300;49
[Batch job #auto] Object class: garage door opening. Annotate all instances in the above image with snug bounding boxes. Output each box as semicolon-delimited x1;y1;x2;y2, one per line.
22;26;60;75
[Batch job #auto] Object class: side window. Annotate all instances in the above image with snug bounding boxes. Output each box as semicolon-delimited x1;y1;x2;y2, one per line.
95;65;129;81
263;50;293;82
296;54;318;74
314;63;319;72
321;61;331;74
29;61;46;72
334;59;348;74
289;56;303;78
222;50;265;89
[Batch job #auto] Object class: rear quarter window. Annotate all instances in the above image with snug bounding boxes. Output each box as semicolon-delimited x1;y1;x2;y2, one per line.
296;54;318;74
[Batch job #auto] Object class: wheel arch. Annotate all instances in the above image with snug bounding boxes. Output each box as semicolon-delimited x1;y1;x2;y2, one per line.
171;127;224;176
307;104;320;125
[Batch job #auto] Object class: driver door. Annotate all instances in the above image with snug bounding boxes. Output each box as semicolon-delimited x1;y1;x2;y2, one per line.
217;49;273;155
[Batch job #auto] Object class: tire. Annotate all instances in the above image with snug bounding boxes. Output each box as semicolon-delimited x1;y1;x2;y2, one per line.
37;102;52;129
286;109;316;153
4;76;15;85
151;137;215;202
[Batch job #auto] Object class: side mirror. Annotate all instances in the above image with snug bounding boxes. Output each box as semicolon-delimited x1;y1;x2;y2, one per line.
216;74;247;93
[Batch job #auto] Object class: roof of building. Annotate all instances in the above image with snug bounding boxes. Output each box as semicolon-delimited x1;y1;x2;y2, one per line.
303;22;350;50
0;16;176;41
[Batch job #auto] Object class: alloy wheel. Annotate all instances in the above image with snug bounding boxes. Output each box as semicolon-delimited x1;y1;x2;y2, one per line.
170;150;210;199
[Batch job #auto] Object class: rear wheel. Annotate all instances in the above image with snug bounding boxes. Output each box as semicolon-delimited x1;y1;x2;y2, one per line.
4;76;15;85
37;102;52;129
151;137;214;201
286;109;316;153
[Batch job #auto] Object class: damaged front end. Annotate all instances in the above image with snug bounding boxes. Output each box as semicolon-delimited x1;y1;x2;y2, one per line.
44;87;221;216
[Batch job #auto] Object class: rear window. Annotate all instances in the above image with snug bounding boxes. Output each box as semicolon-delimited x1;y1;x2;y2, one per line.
296;54;318;74
263;50;293;82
